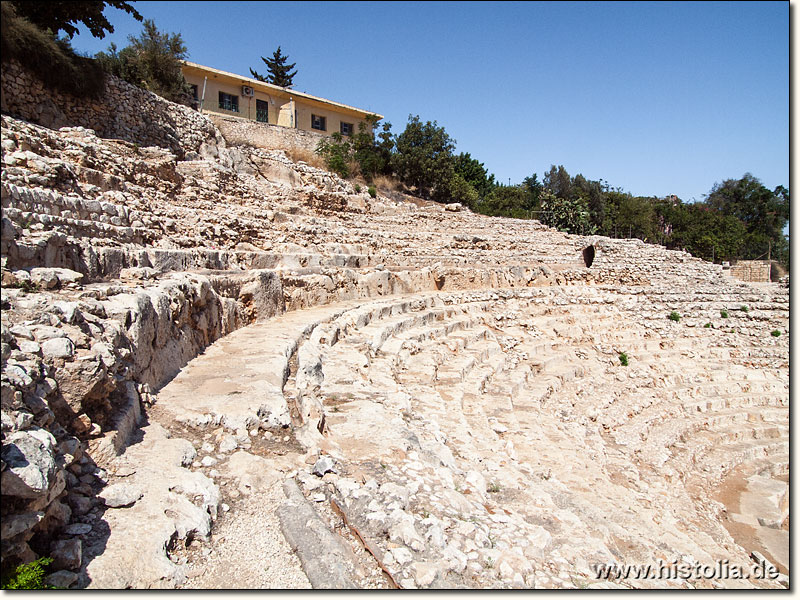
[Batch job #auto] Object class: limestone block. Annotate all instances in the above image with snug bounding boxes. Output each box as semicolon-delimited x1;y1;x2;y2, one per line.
1;428;57;498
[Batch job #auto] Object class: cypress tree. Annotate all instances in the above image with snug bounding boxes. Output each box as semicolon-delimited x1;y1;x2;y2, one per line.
250;46;297;88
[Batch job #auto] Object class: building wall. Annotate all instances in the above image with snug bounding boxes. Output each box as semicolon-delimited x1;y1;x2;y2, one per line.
294;100;361;137
184;72;287;124
183;68;372;136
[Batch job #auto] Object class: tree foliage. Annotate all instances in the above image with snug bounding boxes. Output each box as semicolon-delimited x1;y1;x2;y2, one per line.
315;132;353;179
475;185;530;218
703;173;789;265
453;153;495;200
95;19;191;104
250;46;297;88
391;115;457;202
539;191;595;234
10;1;142;39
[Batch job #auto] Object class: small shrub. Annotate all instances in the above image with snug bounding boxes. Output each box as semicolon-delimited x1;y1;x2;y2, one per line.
618;352;629;366
354;183;361;193
704;322;712;328
487;482;501;493
1;557;53;589
6;279;40;294
771;330;781;337
367;185;377;198
720;310;729;319
668;311;681;322
740;305;749;312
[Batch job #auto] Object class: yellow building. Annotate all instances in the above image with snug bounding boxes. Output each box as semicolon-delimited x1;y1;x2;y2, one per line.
181;61;382;136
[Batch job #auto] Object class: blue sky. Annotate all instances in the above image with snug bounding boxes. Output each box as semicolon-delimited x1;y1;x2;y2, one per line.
69;1;788;203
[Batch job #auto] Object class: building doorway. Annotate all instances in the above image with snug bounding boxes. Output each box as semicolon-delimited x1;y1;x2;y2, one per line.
256;99;269;123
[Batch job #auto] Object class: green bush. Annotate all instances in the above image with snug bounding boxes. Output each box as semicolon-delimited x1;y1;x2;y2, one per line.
668;311;681;322
771;330;781;337
720;310;729;319
618;352;629;366
704;322;712;328
1;557;53;589
354;183;361;193
367;185;377;198
740;305;749;312
315;132;352;179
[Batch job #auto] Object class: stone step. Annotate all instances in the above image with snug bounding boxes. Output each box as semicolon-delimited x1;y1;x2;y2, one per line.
615;406;788;458
670;425;789;474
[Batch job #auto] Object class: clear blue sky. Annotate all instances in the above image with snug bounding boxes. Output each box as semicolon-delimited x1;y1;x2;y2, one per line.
69;1;788;203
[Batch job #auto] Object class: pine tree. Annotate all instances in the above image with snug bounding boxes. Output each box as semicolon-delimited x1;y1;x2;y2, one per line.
250;46;297;88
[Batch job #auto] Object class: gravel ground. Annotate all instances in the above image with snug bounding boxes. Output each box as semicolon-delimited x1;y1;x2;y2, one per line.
180;483;311;589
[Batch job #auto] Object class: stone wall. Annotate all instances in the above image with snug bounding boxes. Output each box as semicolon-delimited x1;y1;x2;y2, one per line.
210;114;325;155
729;260;771;283
0;268;284;569
1;60;221;159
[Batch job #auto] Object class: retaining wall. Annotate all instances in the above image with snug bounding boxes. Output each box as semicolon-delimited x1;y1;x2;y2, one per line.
1;60;221;159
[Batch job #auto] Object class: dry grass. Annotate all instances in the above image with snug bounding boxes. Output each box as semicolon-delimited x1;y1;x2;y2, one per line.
372;175;402;192
285;146;326;170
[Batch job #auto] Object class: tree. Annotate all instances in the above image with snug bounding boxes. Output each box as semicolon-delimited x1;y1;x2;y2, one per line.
351;115;394;181
704;173;789;267
95;19;191;104
250;46;297;88
521;173;543;211
391;115;457;201
477;185;530;218
10;1;142;39
453;153;496;200
441;174;480;209
570;173;606;229
543;165;572;199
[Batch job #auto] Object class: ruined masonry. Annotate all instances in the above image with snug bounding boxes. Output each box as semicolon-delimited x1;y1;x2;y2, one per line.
0;66;788;590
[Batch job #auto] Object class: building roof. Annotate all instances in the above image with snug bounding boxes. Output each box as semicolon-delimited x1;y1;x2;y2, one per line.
182;61;383;120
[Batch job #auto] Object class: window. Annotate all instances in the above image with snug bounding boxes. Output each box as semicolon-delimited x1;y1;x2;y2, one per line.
256;99;269;123
311;114;326;131
340;122;354;136
218;91;239;113
190;84;198;101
